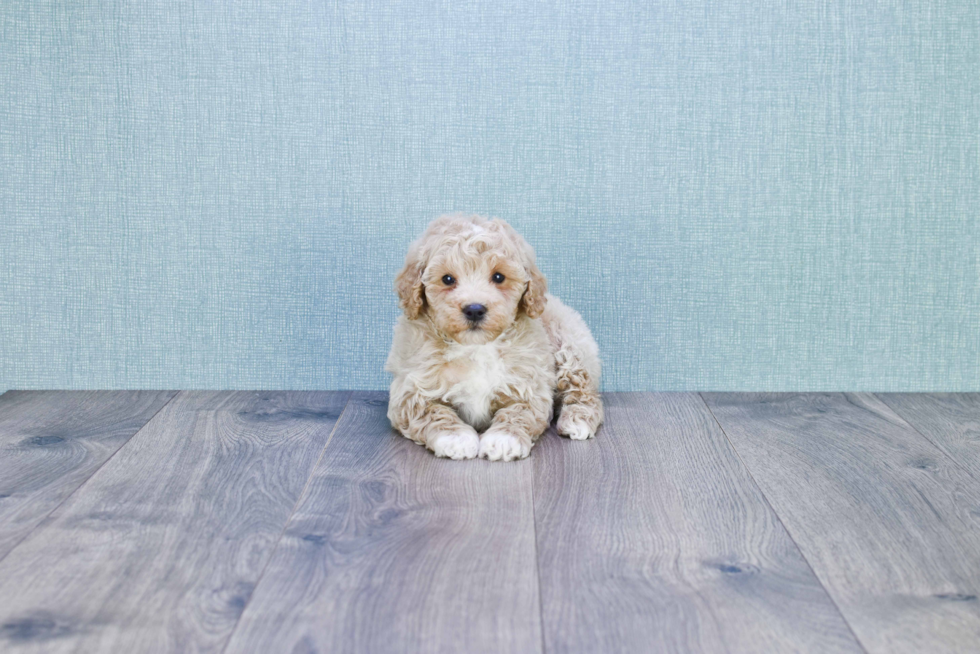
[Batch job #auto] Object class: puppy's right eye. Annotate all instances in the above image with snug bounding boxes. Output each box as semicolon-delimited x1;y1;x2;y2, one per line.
441;275;456;286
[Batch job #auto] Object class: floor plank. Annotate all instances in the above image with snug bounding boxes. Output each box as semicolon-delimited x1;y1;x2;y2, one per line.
877;394;980;482
533;393;862;653
0;391;350;653
703;393;980;654
224;392;542;654
0;390;176;561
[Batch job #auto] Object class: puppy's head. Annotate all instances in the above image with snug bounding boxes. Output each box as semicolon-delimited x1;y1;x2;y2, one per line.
395;214;547;344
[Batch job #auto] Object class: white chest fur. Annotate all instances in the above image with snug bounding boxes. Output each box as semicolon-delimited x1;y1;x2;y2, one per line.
442;341;511;431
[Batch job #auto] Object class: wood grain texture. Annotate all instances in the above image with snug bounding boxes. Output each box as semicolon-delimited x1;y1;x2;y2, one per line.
533;392;862;653
703;393;980;654
224;392;542;654
0;390;176;561
0;391;350;653
877;394;980;481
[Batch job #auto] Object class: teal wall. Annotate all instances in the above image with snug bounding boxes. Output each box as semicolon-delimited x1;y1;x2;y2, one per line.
1;1;978;392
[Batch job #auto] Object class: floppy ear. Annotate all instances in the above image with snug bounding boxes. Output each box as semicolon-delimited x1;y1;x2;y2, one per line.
491;217;548;319
520;260;548;319
394;241;427;319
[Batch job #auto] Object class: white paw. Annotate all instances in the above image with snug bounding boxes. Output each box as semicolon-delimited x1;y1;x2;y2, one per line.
479;431;531;462
430;429;479;460
557;411;596;441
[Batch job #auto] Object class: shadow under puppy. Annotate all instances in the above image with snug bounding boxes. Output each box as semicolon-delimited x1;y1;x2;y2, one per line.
386;214;603;461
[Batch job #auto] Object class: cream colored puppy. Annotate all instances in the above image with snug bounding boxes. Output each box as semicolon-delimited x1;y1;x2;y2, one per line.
386;214;603;461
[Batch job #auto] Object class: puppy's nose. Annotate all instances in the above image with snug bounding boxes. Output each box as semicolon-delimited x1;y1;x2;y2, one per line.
462;304;487;322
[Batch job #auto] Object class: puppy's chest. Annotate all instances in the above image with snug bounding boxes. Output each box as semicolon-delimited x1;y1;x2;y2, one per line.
441;343;513;429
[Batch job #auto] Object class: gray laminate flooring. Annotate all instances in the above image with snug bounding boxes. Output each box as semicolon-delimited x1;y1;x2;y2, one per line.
0;391;977;653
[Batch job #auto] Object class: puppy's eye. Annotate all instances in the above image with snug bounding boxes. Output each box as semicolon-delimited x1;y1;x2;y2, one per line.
441;275;456;286
491;272;505;284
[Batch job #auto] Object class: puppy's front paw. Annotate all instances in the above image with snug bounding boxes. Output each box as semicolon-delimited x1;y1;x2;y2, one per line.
479;431;531;462
429;429;480;460
557;406;598;440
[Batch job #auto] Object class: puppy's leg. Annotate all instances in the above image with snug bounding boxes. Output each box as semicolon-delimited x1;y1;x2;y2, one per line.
545;299;604;440
555;364;603;441
388;389;479;460
479;392;552;462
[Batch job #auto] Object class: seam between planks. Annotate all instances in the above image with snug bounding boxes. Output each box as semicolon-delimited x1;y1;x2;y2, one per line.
871;393;980;486
219;390;355;654
0;389;181;567
531;435;547;654
696;392;870;654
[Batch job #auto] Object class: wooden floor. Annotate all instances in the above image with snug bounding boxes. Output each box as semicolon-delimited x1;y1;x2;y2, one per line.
0;392;978;653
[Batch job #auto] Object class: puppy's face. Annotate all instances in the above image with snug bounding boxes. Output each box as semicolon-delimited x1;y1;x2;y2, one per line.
423;246;527;344
395;216;548;344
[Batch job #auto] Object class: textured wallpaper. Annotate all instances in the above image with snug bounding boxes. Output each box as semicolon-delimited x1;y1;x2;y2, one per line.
1;1;978;391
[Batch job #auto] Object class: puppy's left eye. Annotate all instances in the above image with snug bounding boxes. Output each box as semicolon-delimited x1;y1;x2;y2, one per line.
441;275;456;286
491;272;505;284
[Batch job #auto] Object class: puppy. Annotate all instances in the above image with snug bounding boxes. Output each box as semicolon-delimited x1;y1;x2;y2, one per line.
386;214;603;461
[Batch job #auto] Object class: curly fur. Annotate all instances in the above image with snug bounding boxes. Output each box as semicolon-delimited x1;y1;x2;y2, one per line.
386;214;604;461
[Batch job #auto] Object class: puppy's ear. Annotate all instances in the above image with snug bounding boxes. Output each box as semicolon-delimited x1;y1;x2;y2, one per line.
520;261;548;319
395;242;426;319
492;217;548;319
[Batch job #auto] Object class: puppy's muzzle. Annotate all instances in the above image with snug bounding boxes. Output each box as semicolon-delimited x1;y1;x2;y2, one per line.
462;304;487;323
